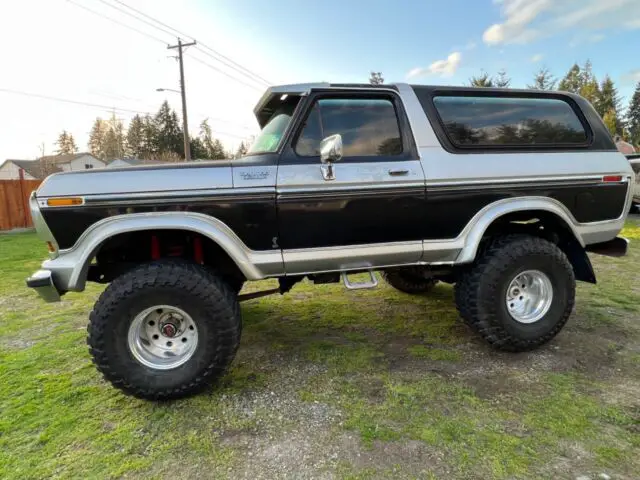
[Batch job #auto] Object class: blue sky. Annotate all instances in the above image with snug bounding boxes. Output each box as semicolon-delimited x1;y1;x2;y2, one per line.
205;0;640;97
0;0;638;162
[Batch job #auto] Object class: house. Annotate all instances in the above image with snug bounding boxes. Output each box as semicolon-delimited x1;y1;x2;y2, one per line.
0;159;62;180
0;153;104;180
38;152;105;172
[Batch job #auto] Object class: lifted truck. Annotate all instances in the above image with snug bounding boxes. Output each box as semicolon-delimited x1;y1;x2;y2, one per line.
27;83;633;400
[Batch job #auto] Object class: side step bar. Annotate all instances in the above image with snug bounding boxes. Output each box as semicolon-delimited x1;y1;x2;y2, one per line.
342;271;378;290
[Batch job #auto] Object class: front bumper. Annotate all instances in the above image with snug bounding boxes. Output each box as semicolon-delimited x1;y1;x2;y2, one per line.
585;236;629;258
26;270;61;302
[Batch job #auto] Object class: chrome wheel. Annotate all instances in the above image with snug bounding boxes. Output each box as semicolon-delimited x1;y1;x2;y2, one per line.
505;270;553;324
127;305;198;370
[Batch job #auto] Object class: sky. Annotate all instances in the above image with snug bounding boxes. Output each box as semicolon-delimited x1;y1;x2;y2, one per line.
0;0;639;163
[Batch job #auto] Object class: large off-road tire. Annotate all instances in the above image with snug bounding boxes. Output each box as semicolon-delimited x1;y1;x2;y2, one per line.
382;267;439;294
87;260;241;400
454;235;575;352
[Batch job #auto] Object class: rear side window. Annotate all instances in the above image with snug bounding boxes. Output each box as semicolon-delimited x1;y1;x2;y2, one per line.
295;98;402;157
433;96;588;147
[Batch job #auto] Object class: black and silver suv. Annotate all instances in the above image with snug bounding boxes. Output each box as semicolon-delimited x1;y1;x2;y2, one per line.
27;83;633;400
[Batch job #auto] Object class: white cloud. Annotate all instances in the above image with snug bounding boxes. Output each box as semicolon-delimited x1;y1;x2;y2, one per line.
624;18;640;29
622;70;640;84
483;0;551;45
407;52;462;79
483;0;640;46
465;41;478;50
530;53;544;62
569;32;607;47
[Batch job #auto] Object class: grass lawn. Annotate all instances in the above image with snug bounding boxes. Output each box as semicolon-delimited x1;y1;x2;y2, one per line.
1;225;639;479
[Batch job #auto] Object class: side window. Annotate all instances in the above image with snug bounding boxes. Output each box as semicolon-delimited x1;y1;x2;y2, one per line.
433;95;588;147
294;97;403;157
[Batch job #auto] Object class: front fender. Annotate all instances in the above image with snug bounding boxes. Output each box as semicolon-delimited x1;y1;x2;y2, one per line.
41;212;282;292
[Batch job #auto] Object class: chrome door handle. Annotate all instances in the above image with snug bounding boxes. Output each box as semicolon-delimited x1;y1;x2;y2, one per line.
388;169;409;176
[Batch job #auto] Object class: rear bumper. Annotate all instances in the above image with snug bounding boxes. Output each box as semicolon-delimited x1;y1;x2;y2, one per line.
585;236;629;258
26;270;61;302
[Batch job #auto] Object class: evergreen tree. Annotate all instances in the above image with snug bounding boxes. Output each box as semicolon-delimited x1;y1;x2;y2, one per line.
578;60;600;109
602;109;618;137
494;69;511;88
88;118;107;159
154;101;183;156
468;71;493;87
190;136;208;159
528;68;557;90
627;82;640;146
235;141;248;158
369;72;384;85
100;113;125;160
558;63;581;93
55;130;78;155
126;114;145;158
598;76;623;134
142;114;158;158
199;119;215;159
210;139;226;159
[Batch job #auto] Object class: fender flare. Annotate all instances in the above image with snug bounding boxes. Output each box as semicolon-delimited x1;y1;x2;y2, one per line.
43;212;282;291
456;196;585;264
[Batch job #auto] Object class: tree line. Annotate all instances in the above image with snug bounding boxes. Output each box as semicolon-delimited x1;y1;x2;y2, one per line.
467;61;638;144
54;100;248;161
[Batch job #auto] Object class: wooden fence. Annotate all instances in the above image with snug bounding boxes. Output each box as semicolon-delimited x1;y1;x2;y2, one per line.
0;180;43;231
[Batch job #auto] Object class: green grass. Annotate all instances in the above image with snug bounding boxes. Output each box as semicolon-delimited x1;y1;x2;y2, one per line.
1;229;640;478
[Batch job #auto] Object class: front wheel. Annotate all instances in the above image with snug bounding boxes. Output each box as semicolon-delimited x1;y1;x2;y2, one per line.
455;235;575;352
87;261;241;400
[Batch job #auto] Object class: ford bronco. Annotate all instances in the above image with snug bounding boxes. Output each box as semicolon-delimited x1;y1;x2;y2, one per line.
27;83;633;400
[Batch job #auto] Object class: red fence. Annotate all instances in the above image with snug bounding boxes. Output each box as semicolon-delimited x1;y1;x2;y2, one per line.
0;180;42;231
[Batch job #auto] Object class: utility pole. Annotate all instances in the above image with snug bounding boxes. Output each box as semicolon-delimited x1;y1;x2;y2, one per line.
168;38;196;161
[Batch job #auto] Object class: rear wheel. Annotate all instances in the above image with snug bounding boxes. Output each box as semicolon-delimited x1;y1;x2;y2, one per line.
382;267;439;294
455;235;575;352
87;260;241;400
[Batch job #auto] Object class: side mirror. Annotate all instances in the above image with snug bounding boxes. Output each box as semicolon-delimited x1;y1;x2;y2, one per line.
319;134;343;164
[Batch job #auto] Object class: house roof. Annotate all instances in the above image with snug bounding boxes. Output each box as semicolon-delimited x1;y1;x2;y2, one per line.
6;159;63;179
106;158;164;167
38;152;94;165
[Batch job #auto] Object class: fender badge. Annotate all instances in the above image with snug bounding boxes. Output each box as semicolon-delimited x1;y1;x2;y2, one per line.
240;171;269;180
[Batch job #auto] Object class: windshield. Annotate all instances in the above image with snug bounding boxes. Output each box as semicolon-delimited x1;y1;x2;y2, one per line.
247;96;300;155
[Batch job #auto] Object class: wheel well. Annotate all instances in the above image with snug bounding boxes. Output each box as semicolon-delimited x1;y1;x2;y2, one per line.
87;229;246;285
480;210;596;283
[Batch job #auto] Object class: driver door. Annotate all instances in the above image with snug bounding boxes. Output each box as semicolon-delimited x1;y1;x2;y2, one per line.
276;90;426;274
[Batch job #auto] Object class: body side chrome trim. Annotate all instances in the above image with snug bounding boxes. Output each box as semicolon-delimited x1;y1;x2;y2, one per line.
46;187;276;208
282;241;424;275
426;174;624;189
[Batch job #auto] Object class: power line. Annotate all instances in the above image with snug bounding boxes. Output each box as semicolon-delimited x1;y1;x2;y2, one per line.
94;0;179;40
65;0;168;45
105;0;271;85
0;88;252;139
0;88;153;115
195;44;270;85
70;0;268;92
189;56;265;92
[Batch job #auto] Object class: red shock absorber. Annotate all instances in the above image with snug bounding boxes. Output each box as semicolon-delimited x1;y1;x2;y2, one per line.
151;235;161;260
193;236;204;264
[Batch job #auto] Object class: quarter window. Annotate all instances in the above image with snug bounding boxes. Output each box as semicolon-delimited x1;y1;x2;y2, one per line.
433;96;588;147
295;98;403;157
